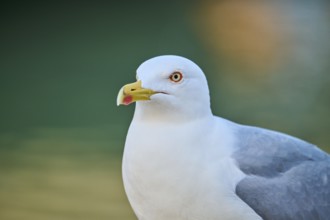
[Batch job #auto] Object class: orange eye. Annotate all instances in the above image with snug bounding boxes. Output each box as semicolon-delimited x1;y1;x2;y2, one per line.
169;71;183;83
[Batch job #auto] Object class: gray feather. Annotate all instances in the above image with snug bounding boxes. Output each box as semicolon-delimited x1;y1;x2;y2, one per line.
232;125;330;220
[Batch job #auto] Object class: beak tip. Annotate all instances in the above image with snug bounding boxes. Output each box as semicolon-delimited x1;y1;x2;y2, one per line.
116;87;124;106
116;98;123;106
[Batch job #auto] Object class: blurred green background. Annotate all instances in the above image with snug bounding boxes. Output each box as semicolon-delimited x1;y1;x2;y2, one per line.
1;1;329;219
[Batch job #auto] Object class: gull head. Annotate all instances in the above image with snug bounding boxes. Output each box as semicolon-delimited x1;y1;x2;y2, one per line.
117;55;212;121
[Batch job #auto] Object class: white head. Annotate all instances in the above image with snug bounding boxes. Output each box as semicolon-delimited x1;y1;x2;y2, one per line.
117;55;212;122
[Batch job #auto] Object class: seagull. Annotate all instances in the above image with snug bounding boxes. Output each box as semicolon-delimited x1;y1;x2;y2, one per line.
117;55;330;220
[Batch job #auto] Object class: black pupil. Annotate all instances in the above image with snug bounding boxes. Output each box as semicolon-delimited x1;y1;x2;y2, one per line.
174;74;179;80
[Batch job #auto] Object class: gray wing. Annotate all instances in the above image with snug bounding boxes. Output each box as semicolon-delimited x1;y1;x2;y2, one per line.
232;125;330;220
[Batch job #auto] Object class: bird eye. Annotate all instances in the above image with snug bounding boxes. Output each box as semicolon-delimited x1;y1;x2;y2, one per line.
169;71;183;83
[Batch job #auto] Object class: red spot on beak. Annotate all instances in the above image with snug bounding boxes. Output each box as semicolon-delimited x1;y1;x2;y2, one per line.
123;95;133;105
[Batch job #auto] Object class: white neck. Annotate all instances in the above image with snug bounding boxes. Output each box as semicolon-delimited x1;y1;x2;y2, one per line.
122;116;261;220
133;100;213;123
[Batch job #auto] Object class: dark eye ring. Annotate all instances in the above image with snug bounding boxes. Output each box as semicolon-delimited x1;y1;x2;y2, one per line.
169;71;183;83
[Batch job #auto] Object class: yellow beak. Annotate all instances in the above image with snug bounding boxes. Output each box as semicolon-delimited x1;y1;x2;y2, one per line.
117;81;156;106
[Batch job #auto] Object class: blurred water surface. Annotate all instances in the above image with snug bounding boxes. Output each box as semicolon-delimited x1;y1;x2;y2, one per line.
0;126;135;219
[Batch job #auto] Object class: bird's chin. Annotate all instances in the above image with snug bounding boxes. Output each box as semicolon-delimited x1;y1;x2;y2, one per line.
148;92;171;102
152;92;169;97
